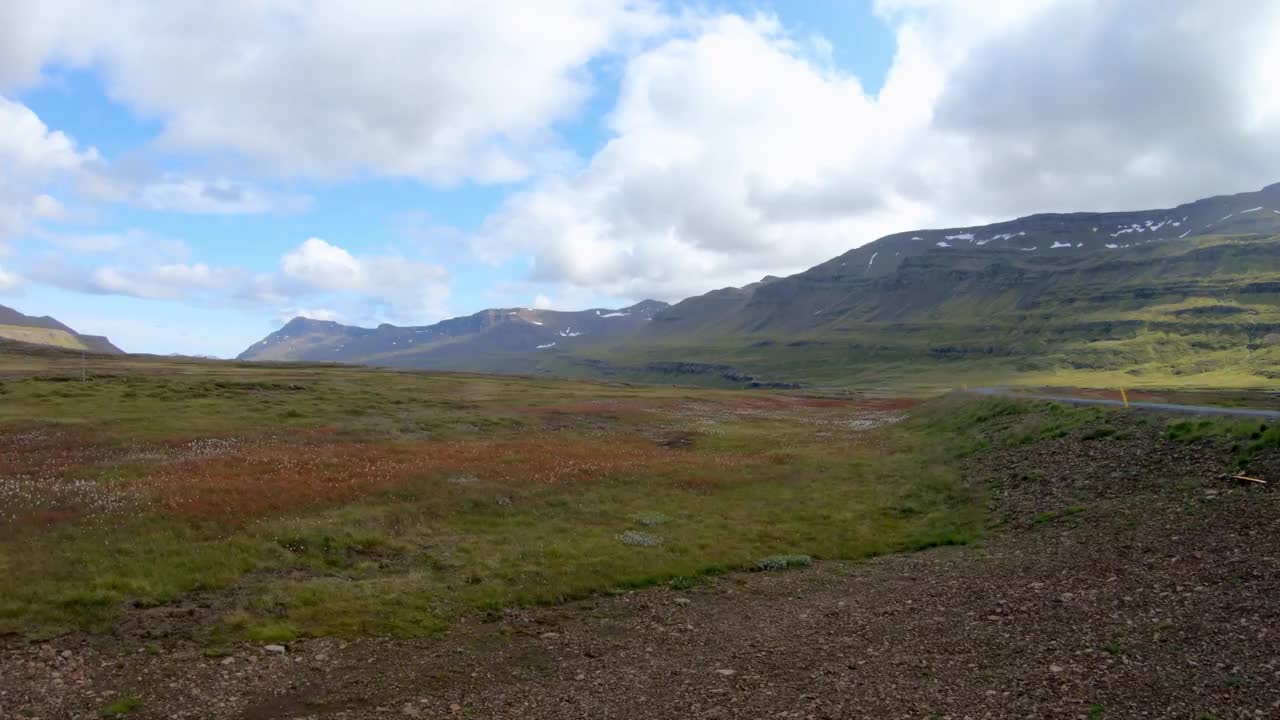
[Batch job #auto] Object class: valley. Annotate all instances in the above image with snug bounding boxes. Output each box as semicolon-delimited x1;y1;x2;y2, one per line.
2;348;1278;718
239;183;1280;390
6;4;1279;717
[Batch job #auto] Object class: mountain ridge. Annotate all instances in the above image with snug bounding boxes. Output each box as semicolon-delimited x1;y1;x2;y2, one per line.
655;181;1280;329
237;300;670;372
241;182;1280;387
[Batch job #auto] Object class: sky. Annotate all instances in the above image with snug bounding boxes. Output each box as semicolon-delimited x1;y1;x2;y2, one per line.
1;0;1278;357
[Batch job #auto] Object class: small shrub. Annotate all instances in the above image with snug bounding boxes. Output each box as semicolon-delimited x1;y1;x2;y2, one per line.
669;575;700;590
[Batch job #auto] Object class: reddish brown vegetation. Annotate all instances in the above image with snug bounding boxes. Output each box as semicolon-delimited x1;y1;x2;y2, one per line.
1;396;909;527
1;429;745;526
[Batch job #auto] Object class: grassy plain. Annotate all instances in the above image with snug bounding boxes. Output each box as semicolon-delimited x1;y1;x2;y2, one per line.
0;350;987;643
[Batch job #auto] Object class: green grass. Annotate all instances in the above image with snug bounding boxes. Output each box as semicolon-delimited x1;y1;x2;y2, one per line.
0;355;997;640
1166;416;1280;470
10;352;1247;644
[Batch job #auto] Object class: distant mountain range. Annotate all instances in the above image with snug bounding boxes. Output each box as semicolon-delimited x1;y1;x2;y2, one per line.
0;304;122;355
238;300;671;373
239;182;1280;387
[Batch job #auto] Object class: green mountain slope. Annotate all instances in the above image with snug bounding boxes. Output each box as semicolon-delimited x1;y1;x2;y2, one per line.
613;183;1280;387
0;304;123;354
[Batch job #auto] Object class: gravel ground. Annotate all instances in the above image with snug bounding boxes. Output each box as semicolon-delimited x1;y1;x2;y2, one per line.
5;414;1279;719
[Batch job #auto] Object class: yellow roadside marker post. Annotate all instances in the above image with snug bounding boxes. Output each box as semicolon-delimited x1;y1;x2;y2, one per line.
1120;388;1129;409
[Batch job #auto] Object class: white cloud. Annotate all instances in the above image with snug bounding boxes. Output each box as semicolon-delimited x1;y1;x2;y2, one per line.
0;0;664;185
276;238;451;323
475;3;1280;301
33;235;452;326
0;264;22;293
42;229;190;260
0;95;98;244
83;173;312;215
31;193;67;220
533;293;554;310
84;262;246;300
281;239;367;292
283;308;342;323
0;95;93;175
0;92;290;274
475;14;930;299
5;0;1280;329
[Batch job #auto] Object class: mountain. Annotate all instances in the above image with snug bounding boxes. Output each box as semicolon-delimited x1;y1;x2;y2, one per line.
0;304;123;354
237;300;669;373
654;182;1280;334
242;183;1280;388
634;182;1280;385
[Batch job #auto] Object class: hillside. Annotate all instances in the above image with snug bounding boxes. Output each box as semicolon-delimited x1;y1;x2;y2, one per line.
618;182;1280;386
0;304;122;354
654;182;1280;333
242;183;1280;388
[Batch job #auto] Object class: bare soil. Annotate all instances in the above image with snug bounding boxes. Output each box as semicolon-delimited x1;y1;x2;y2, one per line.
5;412;1280;719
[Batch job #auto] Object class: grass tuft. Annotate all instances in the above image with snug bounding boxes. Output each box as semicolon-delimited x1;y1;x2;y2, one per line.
101;697;141;717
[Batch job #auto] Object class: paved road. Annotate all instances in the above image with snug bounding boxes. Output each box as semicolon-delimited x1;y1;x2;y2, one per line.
973;388;1280;420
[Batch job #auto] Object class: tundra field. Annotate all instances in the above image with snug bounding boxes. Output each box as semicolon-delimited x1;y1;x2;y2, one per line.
0;353;947;641
2;348;1280;719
